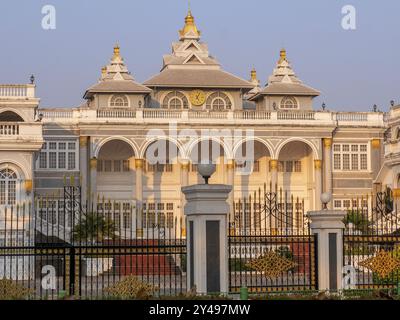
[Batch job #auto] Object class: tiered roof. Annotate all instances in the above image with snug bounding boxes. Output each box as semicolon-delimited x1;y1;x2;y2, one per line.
84;45;151;99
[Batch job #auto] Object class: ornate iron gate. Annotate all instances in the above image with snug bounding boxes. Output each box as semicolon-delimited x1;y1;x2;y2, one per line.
228;184;318;293
343;189;400;291
0;182;186;299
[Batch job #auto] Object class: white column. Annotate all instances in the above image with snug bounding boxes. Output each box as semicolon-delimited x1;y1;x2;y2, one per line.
226;159;235;214
323;138;332;208
135;158;144;237
89;157;97;209
182;184;232;294
314;160;322;210
79;136;88;206
269;159;278;190
180;160;190;237
307;210;346;292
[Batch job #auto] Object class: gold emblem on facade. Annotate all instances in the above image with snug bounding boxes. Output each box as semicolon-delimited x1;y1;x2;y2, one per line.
359;250;400;278
246;251;297;278
189;90;206;106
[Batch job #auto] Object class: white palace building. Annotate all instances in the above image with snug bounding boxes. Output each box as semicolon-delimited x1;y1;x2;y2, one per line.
0;10;398;244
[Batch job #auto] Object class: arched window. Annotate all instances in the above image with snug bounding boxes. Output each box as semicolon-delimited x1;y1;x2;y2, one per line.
0;168;18;205
206;92;232;110
0;111;24;122
280;96;298;110
396;128;400;140
110;95;129;107
162;91;189;109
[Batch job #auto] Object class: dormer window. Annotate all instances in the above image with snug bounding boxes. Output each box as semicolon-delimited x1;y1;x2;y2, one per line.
162;91;189;109
110;94;129;107
280;96;298;110
206;92;232;111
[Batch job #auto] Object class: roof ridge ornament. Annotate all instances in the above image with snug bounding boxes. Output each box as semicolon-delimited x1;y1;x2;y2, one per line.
278;48;287;64
179;8;201;40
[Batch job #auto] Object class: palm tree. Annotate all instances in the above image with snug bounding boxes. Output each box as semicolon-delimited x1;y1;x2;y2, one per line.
72;212;118;244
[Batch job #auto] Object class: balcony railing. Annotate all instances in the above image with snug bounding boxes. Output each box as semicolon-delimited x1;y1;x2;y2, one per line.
0;84;35;99
38;108;385;127
0;124;19;136
0;122;42;140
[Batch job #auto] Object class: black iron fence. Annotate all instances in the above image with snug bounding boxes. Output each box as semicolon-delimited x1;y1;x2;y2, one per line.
0;185;186;300
343;189;400;291
228;184;318;293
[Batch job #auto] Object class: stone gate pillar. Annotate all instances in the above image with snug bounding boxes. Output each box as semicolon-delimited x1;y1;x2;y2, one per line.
307;208;346;292
182;184;232;294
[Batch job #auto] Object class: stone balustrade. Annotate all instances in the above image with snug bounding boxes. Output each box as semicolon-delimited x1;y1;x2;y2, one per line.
0;122;42;140
38;108;385;127
0;84;35;99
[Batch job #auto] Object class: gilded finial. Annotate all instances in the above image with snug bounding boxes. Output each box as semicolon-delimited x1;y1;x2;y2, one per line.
279;48;287;63
179;7;201;39
101;66;107;77
113;43;120;58
251;68;257;81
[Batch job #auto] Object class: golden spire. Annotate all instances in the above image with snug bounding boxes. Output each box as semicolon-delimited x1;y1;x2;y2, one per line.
251;68;257;82
179;7;201;39
279;48;287;63
101;66;107;77
113;43;120;58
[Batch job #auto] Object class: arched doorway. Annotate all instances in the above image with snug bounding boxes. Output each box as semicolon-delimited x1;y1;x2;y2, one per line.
96;140;136;200
276;140;317;213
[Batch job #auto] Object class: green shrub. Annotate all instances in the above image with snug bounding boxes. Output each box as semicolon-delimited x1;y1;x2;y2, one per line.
0;279;33;300
103;276;157;300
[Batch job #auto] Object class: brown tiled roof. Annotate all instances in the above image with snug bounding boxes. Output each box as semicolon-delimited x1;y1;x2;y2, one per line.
84;80;151;98
249;83;320;100
144;69;254;89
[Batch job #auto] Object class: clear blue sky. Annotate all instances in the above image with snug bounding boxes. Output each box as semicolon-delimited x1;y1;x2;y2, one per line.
0;0;399;111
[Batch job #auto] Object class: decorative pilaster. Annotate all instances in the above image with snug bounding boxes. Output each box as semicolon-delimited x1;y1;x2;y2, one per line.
323;138;333;208
135;158;144;237
79;136;89;205
314;160;323;210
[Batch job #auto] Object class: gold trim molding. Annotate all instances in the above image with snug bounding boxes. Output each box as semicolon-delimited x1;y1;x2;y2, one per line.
135;159;144;169
269;160;278;170
79;136;88;147
89;157;97;169
371;139;381;149
323;138;332;148
226;159;235;170
393;189;400;199
314;160;322;170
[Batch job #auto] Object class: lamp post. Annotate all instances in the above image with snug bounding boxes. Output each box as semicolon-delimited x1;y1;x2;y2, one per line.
197;163;216;184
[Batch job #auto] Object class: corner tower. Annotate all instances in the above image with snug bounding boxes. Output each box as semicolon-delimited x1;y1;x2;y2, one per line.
249;49;320;111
